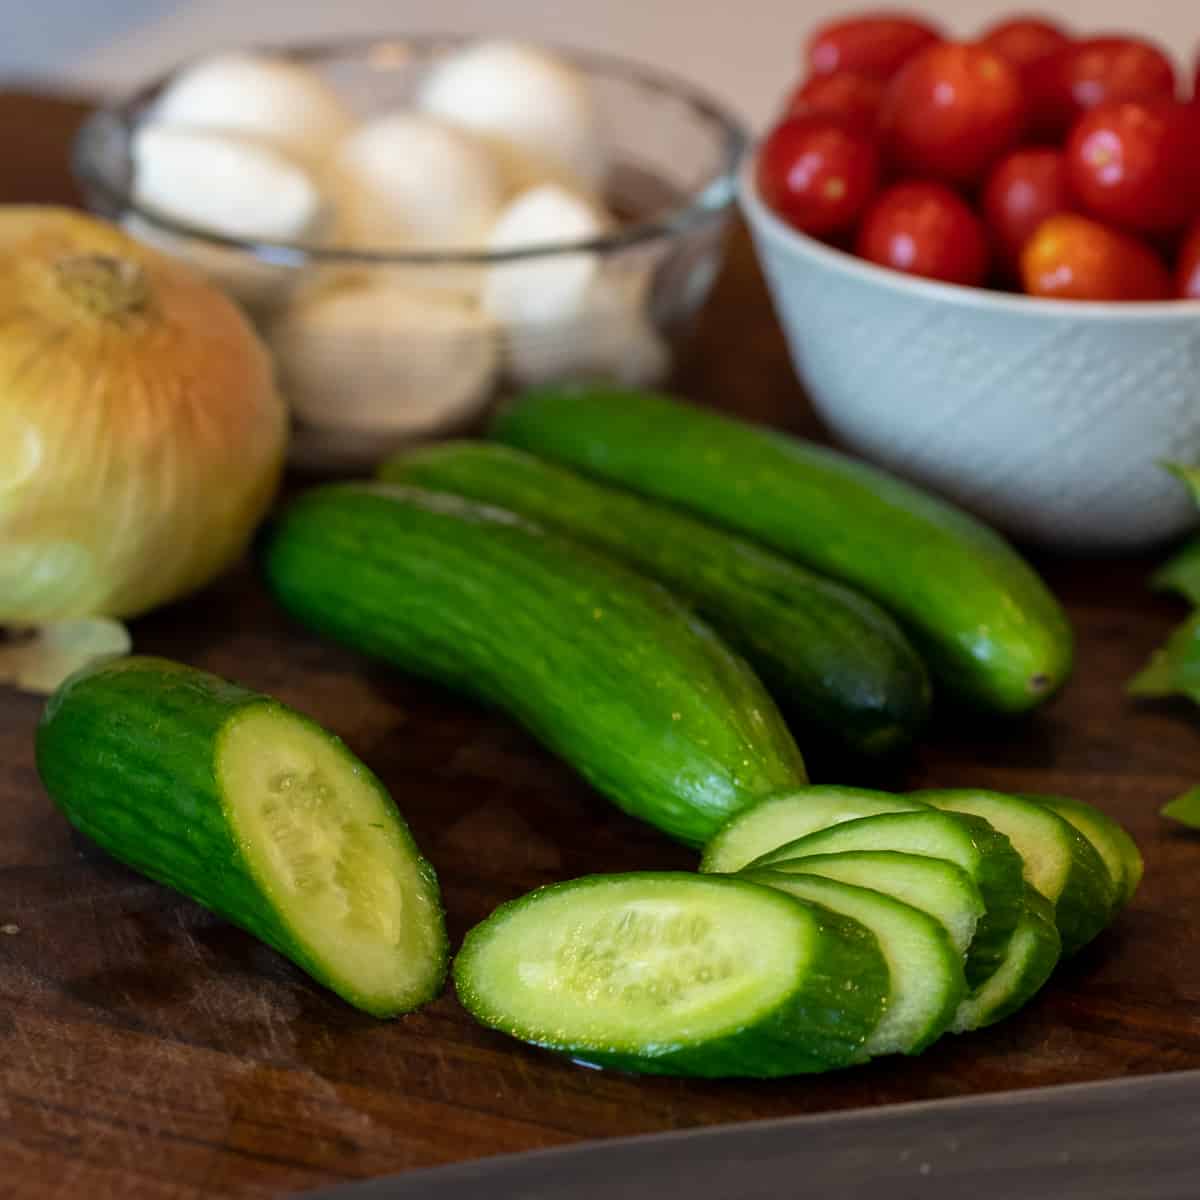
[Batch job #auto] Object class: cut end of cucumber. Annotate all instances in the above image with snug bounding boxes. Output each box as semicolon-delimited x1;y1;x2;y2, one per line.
457;874;807;1055
219;704;447;1017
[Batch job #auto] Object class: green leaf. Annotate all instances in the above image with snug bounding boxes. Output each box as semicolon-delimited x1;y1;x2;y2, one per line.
1163;461;1200;508
1152;539;1200;605
1128;611;1200;702
1162;786;1200;829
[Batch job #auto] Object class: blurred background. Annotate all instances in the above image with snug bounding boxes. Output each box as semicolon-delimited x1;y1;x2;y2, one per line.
7;0;1198;124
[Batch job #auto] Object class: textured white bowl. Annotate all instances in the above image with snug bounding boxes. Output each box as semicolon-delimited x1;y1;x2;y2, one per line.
740;161;1200;553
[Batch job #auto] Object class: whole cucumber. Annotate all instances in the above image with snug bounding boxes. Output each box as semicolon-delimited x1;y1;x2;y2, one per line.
262;483;808;846
492;386;1073;712
381;441;931;757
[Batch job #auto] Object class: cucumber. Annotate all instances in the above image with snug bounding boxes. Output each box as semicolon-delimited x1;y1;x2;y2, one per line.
743;870;964;1056
492;385;1072;712
749;810;1026;991
453;872;890;1077
701;786;929;875
35;656;447;1017
951;888;1061;1031
1024;793;1144;912
381;442;931;757
262;483;807;847
914;790;1115;956
764;851;984;957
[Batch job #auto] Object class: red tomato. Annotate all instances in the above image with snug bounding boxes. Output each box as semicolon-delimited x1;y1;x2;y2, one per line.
1177;220;1200;298
856;180;990;285
881;43;1026;186
980;16;1071;78
1020;214;1171;300
1066;100;1200;234
756;115;881;237
806;13;942;80
785;72;885;131
1027;36;1177;140
983;148;1074;272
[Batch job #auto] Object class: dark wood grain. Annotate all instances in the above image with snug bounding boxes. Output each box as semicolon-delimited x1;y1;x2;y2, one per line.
4;92;1200;1200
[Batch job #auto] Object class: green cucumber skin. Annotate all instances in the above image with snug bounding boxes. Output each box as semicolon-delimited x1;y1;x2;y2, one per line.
262;484;807;848
454;873;890;1078
35;656;447;1018
1024;793;1143;912
914;789;1115;957
750;808;1026;992
492;385;1073;713
744;869;965;1057
381;442;931;758
953;887;1062;1032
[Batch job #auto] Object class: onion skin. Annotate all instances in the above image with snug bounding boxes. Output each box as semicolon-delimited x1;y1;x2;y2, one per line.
0;207;287;622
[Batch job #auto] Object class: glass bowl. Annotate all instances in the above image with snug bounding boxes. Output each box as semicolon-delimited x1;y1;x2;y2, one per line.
73;35;748;471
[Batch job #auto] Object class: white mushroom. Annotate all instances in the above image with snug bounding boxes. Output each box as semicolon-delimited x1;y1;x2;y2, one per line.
503;269;671;390
417;41;607;195
151;51;354;170
328;113;504;252
131;124;326;244
482;184;613;325
270;275;500;436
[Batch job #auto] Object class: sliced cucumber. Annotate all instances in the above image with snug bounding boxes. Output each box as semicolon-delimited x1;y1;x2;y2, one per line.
744;869;964;1056
700;787;928;875
453;872;890;1078
1025;793;1143;911
36;657;448;1017
950;887;1061;1031
914;789;1115;956
750;810;1025;991
765;850;984;957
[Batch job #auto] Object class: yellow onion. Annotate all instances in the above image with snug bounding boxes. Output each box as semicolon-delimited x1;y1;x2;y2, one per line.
0;208;287;627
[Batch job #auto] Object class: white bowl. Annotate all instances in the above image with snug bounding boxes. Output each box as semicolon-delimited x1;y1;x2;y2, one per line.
740;160;1200;553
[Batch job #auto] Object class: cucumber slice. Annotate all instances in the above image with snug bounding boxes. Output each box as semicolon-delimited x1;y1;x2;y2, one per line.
914;789;1115;956
744;870;964;1056
37;657;448;1017
765;851;984;957
750;810;1025;991
950;887;1061;1031
1024;794;1143;911
453;872;890;1078
700;787;928;875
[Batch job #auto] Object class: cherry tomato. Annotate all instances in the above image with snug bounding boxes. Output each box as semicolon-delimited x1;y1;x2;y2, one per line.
785;72;885;131
881;43;1026;186
1176;220;1200;298
756;115;881;237
856;180;990;285
1066;100;1200;235
806;13;942;80
980;16;1071;78
983;148;1074;273
1020;214;1171;300
1027;36;1177;140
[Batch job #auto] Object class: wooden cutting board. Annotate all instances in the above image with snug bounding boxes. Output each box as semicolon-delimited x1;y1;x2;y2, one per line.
3;93;1200;1200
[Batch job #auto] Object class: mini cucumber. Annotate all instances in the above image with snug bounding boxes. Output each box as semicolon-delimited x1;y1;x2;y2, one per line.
36;656;448;1017
263;484;808;847
744;869;965;1056
914;790;1115;956
950;887;1061;1031
750;810;1026;991
381;441;931;757
453;872;890;1077
492;385;1073;712
765;851;984;957
1024;794;1143;912
701;786;929;875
